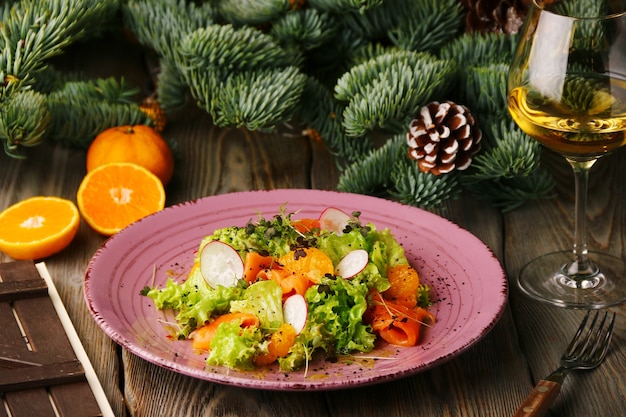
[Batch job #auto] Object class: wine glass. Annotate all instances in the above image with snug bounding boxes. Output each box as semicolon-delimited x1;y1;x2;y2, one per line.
507;0;626;308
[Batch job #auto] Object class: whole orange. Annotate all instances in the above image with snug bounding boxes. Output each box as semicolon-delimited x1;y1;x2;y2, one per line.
86;125;174;185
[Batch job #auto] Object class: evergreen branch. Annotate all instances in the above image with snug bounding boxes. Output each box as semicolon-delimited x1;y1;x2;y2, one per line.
47;94;151;148
304;29;368;83
191;67;307;131
347;43;399;67
337;133;404;195
297;76;373;165
462;63;510;123
1;0;119;88
337;1;402;40
388;0;464;52
335;51;455;136
155;60;190;110
461;120;556;211
463;169;556;212
439;31;518;67
93;77;141;104
307;0;383;14
214;0;290;26
178;24;301;73
0;90;50;158
0;0;122;156
390;154;460;209
122;0;214;62
465;121;542;180
270;8;337;51
31;65;89;94
335;50;441;101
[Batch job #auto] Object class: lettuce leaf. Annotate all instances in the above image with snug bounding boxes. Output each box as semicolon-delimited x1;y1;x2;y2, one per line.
207;321;263;370
229;280;284;330
278;276;375;371
144;267;244;338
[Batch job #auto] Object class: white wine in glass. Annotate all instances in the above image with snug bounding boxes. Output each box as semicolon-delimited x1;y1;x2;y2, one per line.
507;0;626;308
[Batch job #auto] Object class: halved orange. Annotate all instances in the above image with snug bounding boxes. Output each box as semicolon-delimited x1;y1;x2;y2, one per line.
77;162;166;236
0;196;80;260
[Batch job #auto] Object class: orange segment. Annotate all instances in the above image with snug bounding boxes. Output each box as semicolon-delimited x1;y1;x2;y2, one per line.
0;196;80;260
77;162;165;236
384;264;421;307
278;247;334;284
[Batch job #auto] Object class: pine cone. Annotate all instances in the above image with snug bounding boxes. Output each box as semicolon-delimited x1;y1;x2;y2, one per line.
460;0;532;34
406;101;482;175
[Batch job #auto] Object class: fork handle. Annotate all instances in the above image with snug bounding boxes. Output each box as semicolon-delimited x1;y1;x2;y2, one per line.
513;380;561;417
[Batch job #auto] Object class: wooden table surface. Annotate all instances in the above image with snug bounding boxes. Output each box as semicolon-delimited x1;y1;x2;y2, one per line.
1;35;625;417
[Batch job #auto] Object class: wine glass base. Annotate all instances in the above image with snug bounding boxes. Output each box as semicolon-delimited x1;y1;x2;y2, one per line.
517;251;626;309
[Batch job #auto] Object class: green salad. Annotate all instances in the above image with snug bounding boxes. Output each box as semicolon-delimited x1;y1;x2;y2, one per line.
142;207;432;372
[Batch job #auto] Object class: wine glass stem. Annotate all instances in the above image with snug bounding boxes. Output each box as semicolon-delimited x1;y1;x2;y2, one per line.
566;157;598;277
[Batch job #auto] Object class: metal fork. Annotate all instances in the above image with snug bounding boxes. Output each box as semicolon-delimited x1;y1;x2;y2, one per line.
513;310;616;417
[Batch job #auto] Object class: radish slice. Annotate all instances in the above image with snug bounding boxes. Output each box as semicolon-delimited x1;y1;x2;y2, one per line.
283;294;307;334
200;241;244;288
335;249;369;278
319;207;351;235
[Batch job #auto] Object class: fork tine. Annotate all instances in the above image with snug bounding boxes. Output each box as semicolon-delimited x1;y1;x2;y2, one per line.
564;310;615;361
596;312;616;360
586;311;609;357
565;310;592;356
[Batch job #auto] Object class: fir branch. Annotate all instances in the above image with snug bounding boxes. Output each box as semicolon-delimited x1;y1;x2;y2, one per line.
335;51;455;136
307;0;383;14
214;0;290;26
93;77;141;104
461;121;556;211
465;121;542;180
193;67;307;131
0;90;50;158
270;8;337;51
0;0;121;156
47;98;151;149
122;0;214;61
31;65;89;94
304;29;368;83
390;154;460;209
337;1;402;40
297;76;373;165
1;0;119;89
122;0;214;112
335;50;437;101
178;24;301;73
387;0;464;52
347;43;399;67
463;170;556;212
462;63;510;124
155;61;190;110
439;32;518;67
337;133;404;195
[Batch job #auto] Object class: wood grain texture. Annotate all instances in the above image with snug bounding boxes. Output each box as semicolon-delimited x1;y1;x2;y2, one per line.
1;33;625;417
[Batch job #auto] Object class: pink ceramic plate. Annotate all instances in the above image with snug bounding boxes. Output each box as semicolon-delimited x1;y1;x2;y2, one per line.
84;189;507;391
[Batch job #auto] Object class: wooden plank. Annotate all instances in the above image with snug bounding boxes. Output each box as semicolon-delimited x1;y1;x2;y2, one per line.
0;262;105;417
3;389;57;417
0;279;48;302
0;360;85;392
0;345;75;369
50;382;105;417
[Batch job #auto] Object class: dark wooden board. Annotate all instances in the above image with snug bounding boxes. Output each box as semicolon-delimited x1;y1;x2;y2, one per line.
0;261;103;417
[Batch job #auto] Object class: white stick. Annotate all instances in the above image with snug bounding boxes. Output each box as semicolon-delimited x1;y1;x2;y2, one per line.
35;262;115;417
